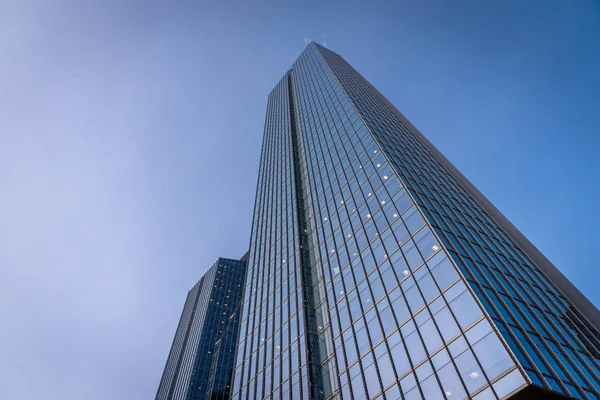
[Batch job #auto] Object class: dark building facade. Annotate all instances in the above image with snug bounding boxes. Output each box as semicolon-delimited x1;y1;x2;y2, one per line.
156;254;248;400
230;42;600;400
206;305;244;400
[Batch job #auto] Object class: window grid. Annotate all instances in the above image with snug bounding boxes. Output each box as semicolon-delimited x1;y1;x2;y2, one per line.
317;44;600;399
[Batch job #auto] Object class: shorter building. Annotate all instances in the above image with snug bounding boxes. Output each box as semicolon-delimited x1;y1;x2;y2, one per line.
156;253;248;400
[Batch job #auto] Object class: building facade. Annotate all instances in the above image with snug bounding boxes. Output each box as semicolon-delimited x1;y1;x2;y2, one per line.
206;305;244;400
156;254;248;400
231;42;600;400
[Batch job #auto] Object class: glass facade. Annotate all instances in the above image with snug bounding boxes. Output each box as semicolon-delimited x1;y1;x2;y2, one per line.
316;45;600;399
206;305;243;400
231;42;600;400
156;255;248;400
232;73;313;400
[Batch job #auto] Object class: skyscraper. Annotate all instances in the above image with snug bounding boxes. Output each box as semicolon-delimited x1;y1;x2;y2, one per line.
231;42;600;400
156;254;248;400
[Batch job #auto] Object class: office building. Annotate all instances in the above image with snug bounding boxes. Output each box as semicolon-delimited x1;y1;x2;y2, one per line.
156;254;248;400
231;43;600;399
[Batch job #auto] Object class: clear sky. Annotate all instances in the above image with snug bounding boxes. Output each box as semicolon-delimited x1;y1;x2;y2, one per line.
1;1;599;399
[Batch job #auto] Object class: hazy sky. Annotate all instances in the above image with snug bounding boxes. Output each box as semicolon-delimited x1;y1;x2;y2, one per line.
1;1;599;399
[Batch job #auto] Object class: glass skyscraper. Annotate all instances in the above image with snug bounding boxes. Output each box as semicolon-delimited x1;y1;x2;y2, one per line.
156;254;248;400
231;42;600;400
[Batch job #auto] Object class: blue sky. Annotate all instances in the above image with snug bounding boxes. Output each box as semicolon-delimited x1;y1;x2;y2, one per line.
1;1;599;399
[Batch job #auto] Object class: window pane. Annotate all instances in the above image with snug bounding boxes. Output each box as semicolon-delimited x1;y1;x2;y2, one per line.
493;368;526;399
404;331;426;365
448;290;482;330
420;372;444;400
385;384;401;400
433;307;461;343
455;349;486;394
363;362;381;398
400;372;417;394
417;271;439;303
389;334;410;377
471;332;515;381
351;372;366;399
403;386;423;400
429;255;459;291
437;362;467;400
472;387;495;400
376;352;396;388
